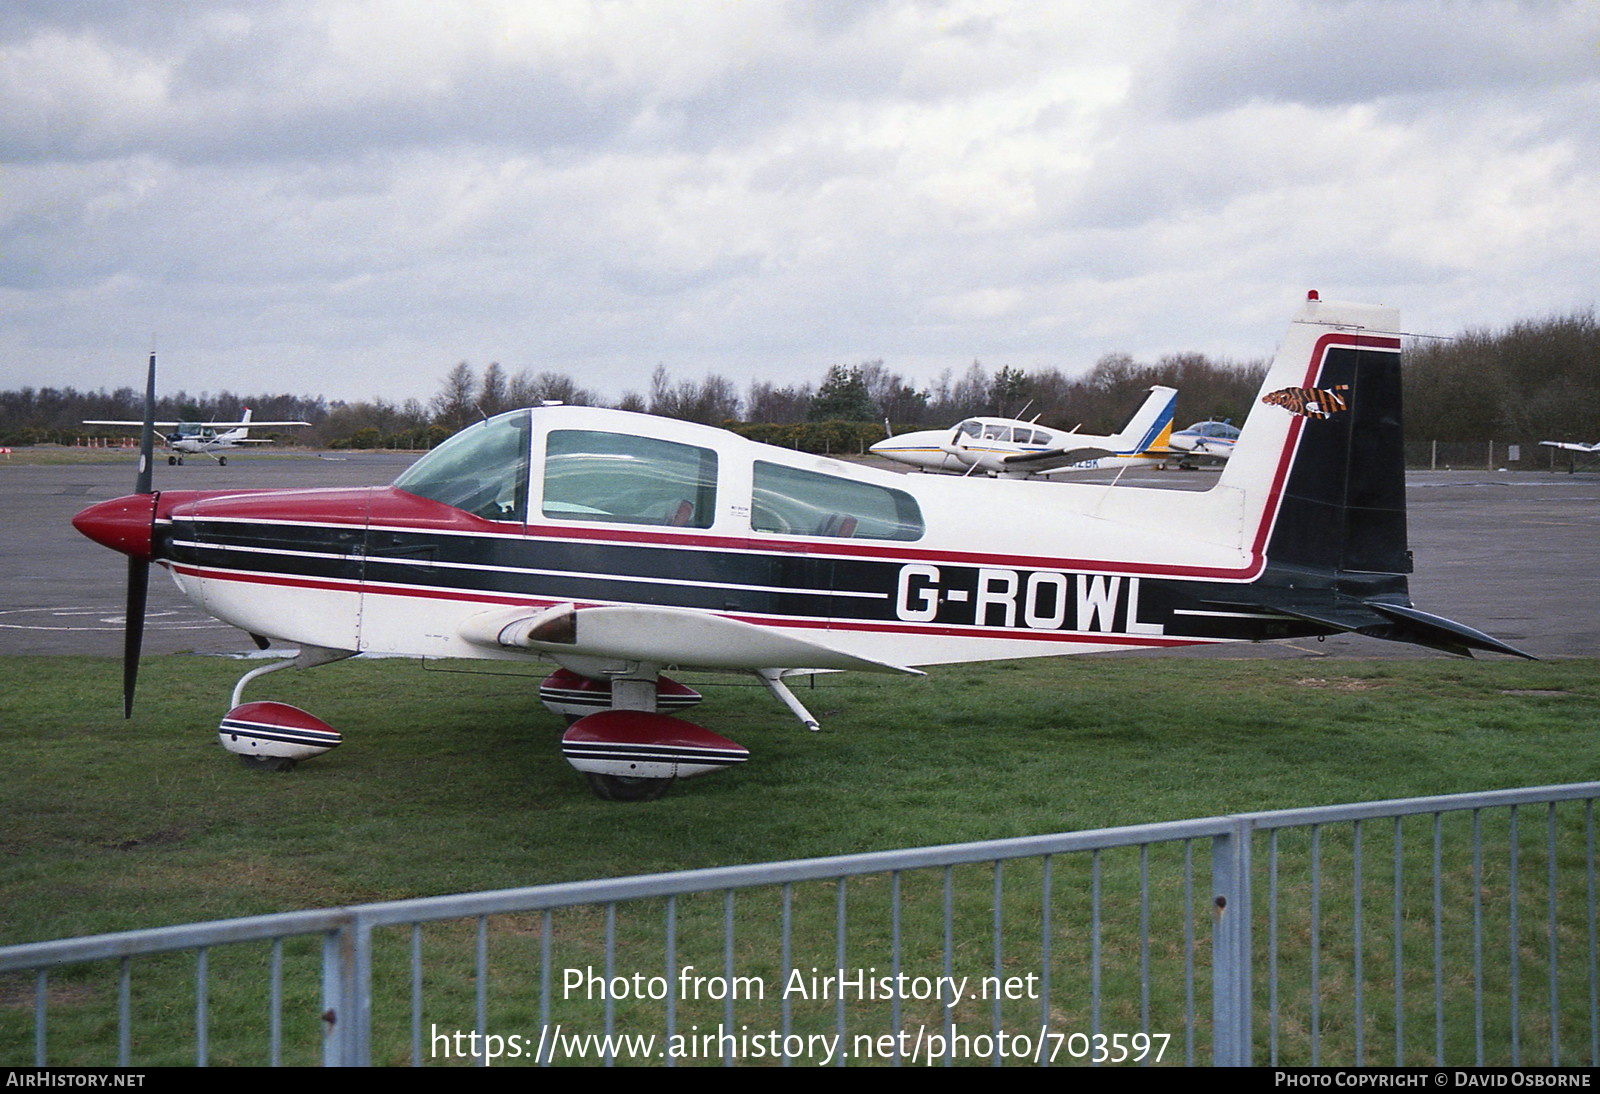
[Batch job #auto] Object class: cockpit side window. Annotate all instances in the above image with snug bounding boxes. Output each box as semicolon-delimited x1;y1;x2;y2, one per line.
393;411;531;522
751;461;924;541
542;430;718;528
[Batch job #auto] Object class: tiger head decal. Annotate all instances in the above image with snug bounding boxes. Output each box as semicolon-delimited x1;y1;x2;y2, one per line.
1261;385;1350;419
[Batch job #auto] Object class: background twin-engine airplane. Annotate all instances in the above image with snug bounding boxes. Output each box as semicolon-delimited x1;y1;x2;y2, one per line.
84;408;311;465
72;292;1530;801
869;384;1178;477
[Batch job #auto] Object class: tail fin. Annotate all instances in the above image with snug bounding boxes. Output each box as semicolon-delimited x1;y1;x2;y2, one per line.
1106;385;1177;454
1220;292;1530;658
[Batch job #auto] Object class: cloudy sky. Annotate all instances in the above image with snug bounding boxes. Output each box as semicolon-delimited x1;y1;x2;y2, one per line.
3;0;1596;406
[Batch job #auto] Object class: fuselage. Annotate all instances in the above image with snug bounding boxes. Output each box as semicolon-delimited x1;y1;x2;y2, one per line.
871;417;1067;474
169;427;245;455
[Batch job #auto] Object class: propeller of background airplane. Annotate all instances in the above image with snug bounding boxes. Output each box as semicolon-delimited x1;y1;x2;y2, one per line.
122;349;157;716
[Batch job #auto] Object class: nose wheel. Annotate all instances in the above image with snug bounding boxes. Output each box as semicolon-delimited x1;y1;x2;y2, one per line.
585;773;672;802
237;755;297;773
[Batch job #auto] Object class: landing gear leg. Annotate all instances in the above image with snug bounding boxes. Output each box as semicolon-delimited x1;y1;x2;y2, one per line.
757;669;823;731
228;645;357;709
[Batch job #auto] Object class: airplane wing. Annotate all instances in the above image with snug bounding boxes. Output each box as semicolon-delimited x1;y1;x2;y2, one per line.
1540;440;1600;453
85;419;183;428
460;603;924;675
202;420;312;429
999;445;1117;471
84;419;310;428
86;419;310;429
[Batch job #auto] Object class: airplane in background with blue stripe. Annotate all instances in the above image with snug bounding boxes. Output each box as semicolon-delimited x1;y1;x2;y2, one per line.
870;385;1176;477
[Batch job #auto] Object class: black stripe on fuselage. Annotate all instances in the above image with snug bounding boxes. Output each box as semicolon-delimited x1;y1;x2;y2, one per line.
163;516;1335;646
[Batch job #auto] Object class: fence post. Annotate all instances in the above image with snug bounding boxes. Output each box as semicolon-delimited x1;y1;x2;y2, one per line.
1212;819;1254;1066
321;914;372;1066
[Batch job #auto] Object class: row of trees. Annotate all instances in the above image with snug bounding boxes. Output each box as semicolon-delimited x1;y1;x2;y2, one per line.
4;312;1594;451
1404;312;1598;442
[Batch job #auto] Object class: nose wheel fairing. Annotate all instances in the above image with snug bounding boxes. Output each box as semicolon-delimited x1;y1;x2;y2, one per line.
217;647;357;770
219;700;342;771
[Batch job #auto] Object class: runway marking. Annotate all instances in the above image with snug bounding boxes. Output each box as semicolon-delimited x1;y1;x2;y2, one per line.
0;606;228;632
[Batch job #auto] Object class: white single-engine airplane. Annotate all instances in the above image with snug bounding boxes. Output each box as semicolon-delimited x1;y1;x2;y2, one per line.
1165;418;1240;469
73;294;1529;800
870;385;1177;477
85;408;310;465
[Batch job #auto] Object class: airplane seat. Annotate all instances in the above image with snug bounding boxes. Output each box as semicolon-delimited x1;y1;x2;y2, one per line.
816;514;858;538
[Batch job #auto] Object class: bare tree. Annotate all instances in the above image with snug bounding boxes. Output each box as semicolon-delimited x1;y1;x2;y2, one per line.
431;362;477;431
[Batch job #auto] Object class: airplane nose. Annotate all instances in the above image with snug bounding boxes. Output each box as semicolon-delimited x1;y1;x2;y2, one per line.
72;494;158;560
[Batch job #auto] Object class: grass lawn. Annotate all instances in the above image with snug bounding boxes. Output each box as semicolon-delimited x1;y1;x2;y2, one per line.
3;653;1597;1065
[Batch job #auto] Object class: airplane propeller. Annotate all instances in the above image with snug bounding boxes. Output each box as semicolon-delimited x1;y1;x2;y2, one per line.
122;350;158;717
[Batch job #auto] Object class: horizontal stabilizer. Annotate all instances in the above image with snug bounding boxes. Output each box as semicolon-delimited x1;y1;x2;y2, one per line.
1261;601;1534;660
1365;602;1535;660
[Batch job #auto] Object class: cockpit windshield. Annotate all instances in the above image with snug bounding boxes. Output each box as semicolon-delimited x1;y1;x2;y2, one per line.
393;411;531;522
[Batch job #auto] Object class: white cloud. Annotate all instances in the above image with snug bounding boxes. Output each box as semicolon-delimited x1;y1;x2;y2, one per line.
1;0;1596;403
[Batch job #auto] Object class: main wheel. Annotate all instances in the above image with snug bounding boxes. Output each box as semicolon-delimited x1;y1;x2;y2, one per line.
167;455;177;465
238;755;297;773
585;773;672;802
218;456;227;466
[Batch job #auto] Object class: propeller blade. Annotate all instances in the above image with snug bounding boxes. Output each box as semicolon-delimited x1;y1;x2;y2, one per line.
135;350;155;495
123;556;149;718
123;347;158;717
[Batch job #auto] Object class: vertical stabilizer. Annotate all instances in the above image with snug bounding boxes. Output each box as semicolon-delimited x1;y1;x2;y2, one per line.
1105;385;1178;454
1215;293;1405;577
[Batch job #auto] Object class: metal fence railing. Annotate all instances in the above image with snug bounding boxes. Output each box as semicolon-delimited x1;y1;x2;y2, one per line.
4;782;1597;1067
1406;440;1596;472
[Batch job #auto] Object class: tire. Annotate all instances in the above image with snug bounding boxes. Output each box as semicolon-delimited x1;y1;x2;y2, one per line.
585;773;672;802
238;755;297;773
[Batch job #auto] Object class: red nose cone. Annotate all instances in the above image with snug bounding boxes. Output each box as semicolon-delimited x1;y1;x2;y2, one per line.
72;494;157;560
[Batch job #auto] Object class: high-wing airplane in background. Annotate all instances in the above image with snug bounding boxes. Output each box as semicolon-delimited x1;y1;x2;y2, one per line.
85;407;310;465
870;385;1177;477
1165;418;1240;469
72;294;1530;801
